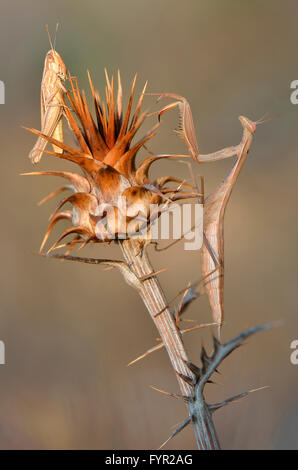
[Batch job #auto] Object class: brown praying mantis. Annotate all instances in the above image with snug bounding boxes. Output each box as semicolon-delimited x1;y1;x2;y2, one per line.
150;94;258;333
29;25;67;164
200;116;256;331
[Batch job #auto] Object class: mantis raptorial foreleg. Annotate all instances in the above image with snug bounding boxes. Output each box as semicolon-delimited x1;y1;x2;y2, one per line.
148;93;241;163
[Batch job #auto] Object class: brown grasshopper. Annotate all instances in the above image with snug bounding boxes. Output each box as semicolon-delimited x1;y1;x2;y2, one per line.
29;25;67;164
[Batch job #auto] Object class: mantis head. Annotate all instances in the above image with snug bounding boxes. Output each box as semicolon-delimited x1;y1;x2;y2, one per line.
238;115;256;134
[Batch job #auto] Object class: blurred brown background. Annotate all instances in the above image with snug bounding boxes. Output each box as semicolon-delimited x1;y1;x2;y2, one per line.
0;0;297;449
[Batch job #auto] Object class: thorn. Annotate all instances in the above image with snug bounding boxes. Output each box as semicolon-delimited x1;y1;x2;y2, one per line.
183;360;201;379
249;385;270;394
176;372;194;387
154;270;217;317
150;385;193;403
158;435;172;450
180;323;216;335
200;346;210;363
139;268;167;281
127;322;215;366
208;392;249;412
150;385;183;400
102;266;114;272
154;306;167;318
177;284;199;317
208;386;269;413
158;417;191;449
127;342;163;366
212;335;221;351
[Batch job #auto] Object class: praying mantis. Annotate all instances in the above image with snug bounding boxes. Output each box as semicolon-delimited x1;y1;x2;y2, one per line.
200;116;256;331
151;94;257;332
28;25;67;164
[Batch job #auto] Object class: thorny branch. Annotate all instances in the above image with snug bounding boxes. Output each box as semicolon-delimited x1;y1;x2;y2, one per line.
119;240;272;449
40;237;272;450
156;324;272;449
120;238;220;449
39;246;220;448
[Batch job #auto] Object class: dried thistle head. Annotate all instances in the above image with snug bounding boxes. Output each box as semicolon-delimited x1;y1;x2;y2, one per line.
24;70;195;253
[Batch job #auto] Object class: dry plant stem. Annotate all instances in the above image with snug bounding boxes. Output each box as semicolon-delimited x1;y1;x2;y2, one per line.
120;238;220;450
